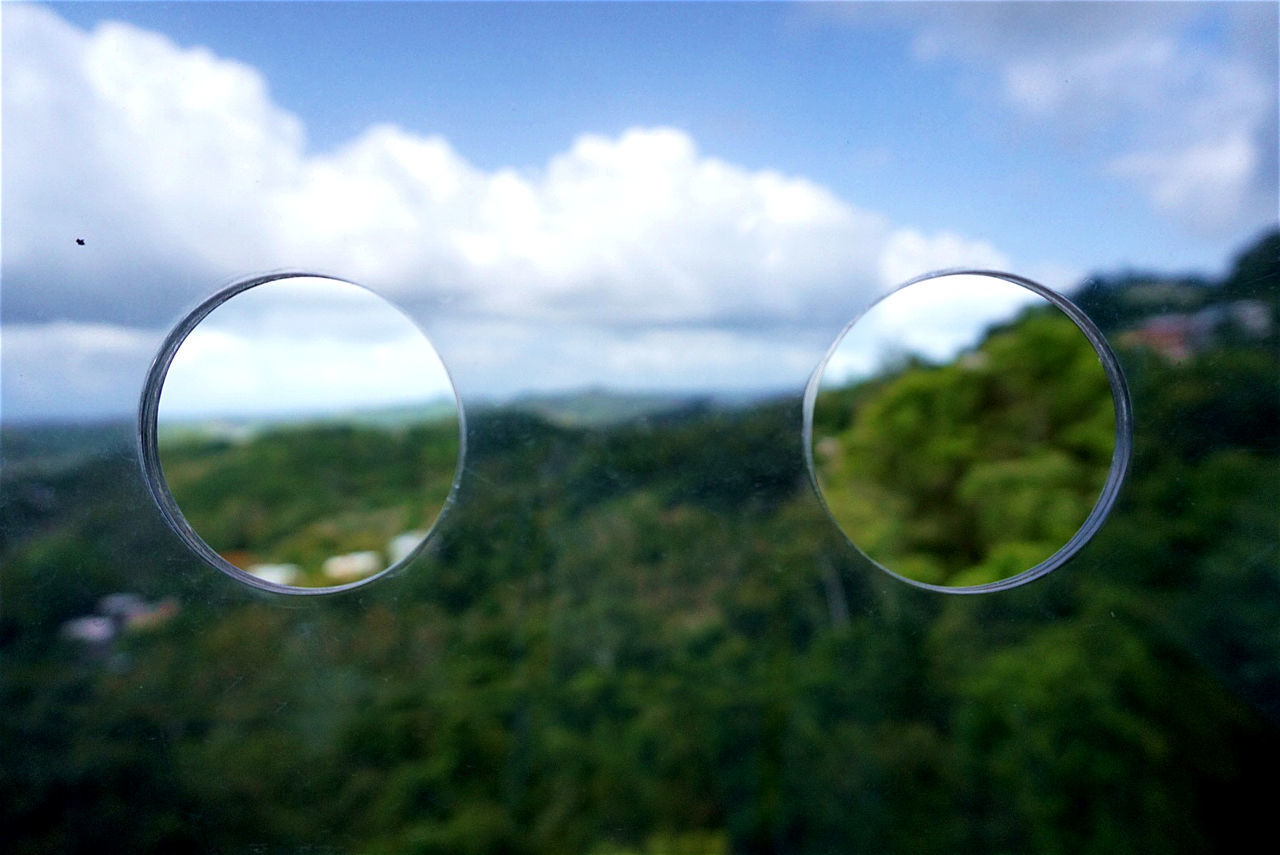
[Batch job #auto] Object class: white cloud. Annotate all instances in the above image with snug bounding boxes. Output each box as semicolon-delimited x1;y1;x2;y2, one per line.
896;2;1277;239
1108;132;1263;237
2;5;893;331
0;322;157;421
878;230;1012;292
2;6;305;323
1;5;1044;421
157;277;456;419
1000;34;1181;120
821;274;1044;388
436;318;835;400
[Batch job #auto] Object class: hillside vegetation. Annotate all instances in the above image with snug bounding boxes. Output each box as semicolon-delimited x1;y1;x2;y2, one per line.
813;307;1116;587
1;229;1277;854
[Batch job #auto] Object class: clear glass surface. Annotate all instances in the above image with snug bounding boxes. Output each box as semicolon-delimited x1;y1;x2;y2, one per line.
3;3;1277;853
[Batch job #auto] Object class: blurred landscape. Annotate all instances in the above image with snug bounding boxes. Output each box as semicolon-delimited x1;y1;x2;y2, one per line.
2;229;1278;853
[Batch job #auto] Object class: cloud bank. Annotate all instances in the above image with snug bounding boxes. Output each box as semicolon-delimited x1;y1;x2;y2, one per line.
900;1;1278;239
0;5;1127;420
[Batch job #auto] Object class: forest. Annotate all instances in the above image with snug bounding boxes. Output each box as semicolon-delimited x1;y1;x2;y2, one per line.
1;228;1277;854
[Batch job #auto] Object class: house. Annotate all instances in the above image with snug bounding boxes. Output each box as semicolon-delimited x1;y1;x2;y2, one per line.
60;593;181;647
247;563;301;586
1120;300;1272;362
322;550;382;581
388;530;429;566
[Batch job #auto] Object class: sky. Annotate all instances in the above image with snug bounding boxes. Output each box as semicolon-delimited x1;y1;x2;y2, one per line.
157;276;456;419
2;1;1276;421
821;272;1044;384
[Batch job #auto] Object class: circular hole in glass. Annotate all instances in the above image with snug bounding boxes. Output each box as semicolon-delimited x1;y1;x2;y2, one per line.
138;274;463;593
806;271;1131;593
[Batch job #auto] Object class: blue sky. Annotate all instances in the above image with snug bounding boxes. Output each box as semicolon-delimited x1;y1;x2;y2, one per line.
46;1;1269;272
4;2;1277;419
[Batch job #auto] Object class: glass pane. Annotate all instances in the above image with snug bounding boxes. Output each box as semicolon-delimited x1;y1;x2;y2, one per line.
3;3;1277;854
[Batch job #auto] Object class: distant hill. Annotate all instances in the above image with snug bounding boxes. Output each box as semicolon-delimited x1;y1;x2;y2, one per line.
497;387;786;428
1072;226;1278;333
155;397;460;446
0;419;135;476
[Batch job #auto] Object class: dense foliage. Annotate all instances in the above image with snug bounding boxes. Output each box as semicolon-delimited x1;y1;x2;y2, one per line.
2;229;1277;854
158;418;460;582
813;308;1116;586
